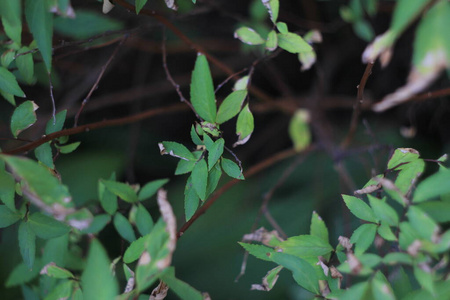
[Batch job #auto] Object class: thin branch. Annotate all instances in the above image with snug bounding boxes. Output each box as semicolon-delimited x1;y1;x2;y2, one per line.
48;73;56;124
74;35;128;127
2;104;186;155
341;62;374;148
214;68;248;93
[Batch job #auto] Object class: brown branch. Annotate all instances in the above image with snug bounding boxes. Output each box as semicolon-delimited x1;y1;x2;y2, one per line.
340;62;374;148
177;146;306;239
2;104;187;155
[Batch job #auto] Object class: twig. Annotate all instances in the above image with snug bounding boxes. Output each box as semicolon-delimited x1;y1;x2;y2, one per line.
341;62;374;148
2;104;186;155
214;68;248;93
48;73;56;124
73;35;128;127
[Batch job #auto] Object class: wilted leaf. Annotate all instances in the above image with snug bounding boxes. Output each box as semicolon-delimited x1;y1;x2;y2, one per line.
10;100;38;138
251;265;283;291
289;109;311;152
234;27;265;45
159;267;203;300
298;51;317;71
190;54;217;123
262;0;279;23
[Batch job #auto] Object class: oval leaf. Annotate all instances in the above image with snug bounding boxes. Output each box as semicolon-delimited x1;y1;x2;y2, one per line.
190;54;217;122
234;27;265;45
277;32;313;54
11;100;38;138
216;90;248;124
0;66;25;97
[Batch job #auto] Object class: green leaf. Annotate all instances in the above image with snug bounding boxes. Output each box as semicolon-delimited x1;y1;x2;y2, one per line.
377;222;397;241
0;155;73;210
235;104;254;146
184;175;200;221
5;259;42;287
159;141;196;161
298;50;316;71
395;159;425;194
191;158;208;200
99;174;118;215
56;141;80;154
414;168;450;203
353;19;374;41
252;265;283;291
391;0;431;34
0;66;25;98
81;214;111;234
277;32;313;54
124;234;147;263
358;253;381;268
262;0;280;23
113;213;136;243
266;30;278;51
221;157;244;180
276;22;288;34
0;0;22;44
28;212;71;239
289;109;311;152
206;162;222;198
413;265;435;295
42;233;69;268
45;110;67;135
190;125;203;145
135;204;153;236
233;76;249;91
35;142;54;169
342;194;378;223
387;148;421;169
43;279;73;300
101;180;138;203
216;90;248;124
0;170;16;211
138;178;169;201
310;211;329;243
135;0;148;14
234;27;265;45
25;0;53;72
159;267;203;300
279;234;333;258
382;252;413;265
19;221;36;269
372;271;396;300
206;138;224;170
270;252;319;294
11;100;38;138
54;10;123;39
0;205;21;227
368;195;399;226
350;223;377;255
398;221;419;250
16;47;35;84
175;151;202;175
391;266;412;299
190;54;217;123
407;206;439;241
81;239;119;299
338;281;370;300
417;201;450;222
238;242;274;262
0;90;16;106
42;263;74;279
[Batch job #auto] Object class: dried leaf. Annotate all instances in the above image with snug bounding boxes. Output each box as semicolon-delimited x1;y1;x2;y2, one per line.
150;281;169;300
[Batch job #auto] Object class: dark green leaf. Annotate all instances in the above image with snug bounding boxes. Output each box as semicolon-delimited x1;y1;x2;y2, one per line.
184;176;200;221
160;267;203;300
234;27;265;45
221;157;244;180
342;194;378;223
191;158;208;200
138;178;169;201
0;171;16;211
135;204;153;236
45;110;66;135
5;259;42;287
0;205;21;227
206;162;222;198
391;266;412;299
11;100;38;138
42;263;74;279
382;252;413;265
368;195;399;226
235;104;254;146
398;221;419;250
0;90;16;106
98;173;118;215
190;54;217;123
0;66;25;97
81;214;111;234
0;0;22;44
238;242;274;262
336;281;370;300
216;90;247;124
413;265;434;295
42;233;69;267
101;179;138;203
277;32;313;54
19;221;36;269
310;211;329;243
159;141;196;161
206;138;224;170
190;125;203;145
113;213;136;243
81;239;119;299
135;0;148;14
43;279;73;300
279;234;333;258
350;223;377;255
28;212;71;239
34;142;54;169
16;47;34;84
21;284;39;300
25;0;53;72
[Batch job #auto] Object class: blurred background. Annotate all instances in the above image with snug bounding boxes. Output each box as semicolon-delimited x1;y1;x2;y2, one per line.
1;0;449;299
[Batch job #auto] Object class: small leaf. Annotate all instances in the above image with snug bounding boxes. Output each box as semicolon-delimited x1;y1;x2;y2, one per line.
289;109;311;152
56;141;81;154
276;22;288;34
342;194;378;223
138;178;169;201
46;110;67;134
371;271;396;300
81;214;111;234
206;162;222;198
34;142;54;169
0;205;21;228
310;211;329;243
11;100;38;138
191;158;208;200
98;173;118;215
221;158;244;180
206;138;224;170
16;47;35;84
251;265;283;291
413;265;435;295
262;0;279;23
233;76;249;91
190;125;203;145
113;213;136;243
159;267;203;300
81;239;119;299
190;54;217;123
350;223;377;255
298;51;317;71
28;212;71;239
0;66;25;97
238;242;274;262
216;90;248;124
277;32;313;54
184;176;200;221
101;180;138;203
135;0;148;14
234;27;265;45
175;152;201;175
135;204;153;236
159;141;195;161
19;221;36;269
0;171;16;211
124;235;147;263
377;222;397;241
368;195;399;226
25;0;53;72
234;104;254;146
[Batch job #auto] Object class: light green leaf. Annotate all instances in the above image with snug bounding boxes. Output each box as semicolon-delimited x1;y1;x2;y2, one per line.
277;32;313;54
234;27;265;45
221;157;244;180
25;0;53;72
206;138;224;170
159;141;196;161
387;148;421;169
391;0;431;33
135;204;153;236
81;214;111;234
0;66;26;97
414;168;450;203
56;142;80;154
350;223;377;255
353;19;374;41
233;76;249;91
113;213;136;243
289;109;311;152
11;100;38;138
235;104;254;146
0;171;16;211
279;234;333;258
28;212;71;239
398;221;419;250
19;221;36;269
135;0;148;14
216;90;248;124
238;242;274;262
101;180;138;203
270;252;319;294
407;206;439;241
377;222;397;241
81;239;119;299
0;205;21;227
190;54;217;123
368;195;399;226
191;158;208;200
35;142;54;169
262;0;280;23
310;211;329;243
159;267;203;300
342;194;378;223
124;234;147;263
42;263;74;279
54;10;123;39
138;178;169;201
45;110;67;134
0;0;22;44
184;175;200;221
98;173;118;215
276;22;288;34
